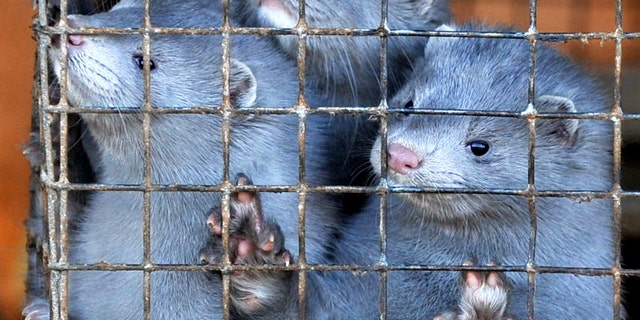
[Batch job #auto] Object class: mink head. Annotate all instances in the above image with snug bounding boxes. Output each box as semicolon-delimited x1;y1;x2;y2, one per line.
371;25;613;219
47;0;296;122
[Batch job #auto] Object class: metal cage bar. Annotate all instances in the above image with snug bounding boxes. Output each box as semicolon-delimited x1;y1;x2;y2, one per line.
140;0;154;318
294;2;310;318
29;0;638;319
524;2;540;318
612;0;624;319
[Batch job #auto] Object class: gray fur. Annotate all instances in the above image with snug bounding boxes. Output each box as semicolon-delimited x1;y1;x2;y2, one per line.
364;25;616;319
232;0;451;106
229;24;618;319
232;0;452;189
39;0;344;318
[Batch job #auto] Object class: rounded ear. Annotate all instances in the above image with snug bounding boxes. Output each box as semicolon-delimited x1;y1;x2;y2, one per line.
229;59;257;108
435;24;456;32
535;95;579;147
425;24;457;57
112;0;142;9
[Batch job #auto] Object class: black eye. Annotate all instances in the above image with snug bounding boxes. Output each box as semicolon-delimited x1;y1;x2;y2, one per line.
468;141;490;156
133;54;156;71
404;100;414;109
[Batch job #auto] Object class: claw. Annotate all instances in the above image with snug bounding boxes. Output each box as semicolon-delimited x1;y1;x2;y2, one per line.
235;173;252;186
199;249;210;264
199;246;220;265
206;212;222;235
281;251;291;266
261;233;275;252
234;173;256;204
465;269;482;290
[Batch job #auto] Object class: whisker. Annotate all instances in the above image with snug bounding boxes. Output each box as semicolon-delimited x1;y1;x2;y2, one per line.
349;161;375;186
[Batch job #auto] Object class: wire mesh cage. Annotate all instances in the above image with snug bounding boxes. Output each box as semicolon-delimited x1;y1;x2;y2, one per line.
25;0;639;319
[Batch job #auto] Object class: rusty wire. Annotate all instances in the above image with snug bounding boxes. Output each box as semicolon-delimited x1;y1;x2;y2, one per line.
31;0;637;319
611;0;624;319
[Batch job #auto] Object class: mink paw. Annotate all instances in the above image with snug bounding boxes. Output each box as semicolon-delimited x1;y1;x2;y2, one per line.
435;262;513;320
199;173;291;267
200;173;293;315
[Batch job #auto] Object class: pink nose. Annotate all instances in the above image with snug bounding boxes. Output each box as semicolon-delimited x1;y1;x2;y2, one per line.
67;34;84;46
67;17;85;47
387;143;420;175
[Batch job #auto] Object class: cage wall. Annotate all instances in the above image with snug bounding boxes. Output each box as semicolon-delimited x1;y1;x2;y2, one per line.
10;0;639;319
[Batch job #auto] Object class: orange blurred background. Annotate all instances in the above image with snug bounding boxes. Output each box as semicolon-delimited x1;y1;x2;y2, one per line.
1;1;36;320
1;0;638;319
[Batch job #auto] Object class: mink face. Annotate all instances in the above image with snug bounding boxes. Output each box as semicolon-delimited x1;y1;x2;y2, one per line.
371;30;613;221
48;4;224;120
372;114;531;220
50;31;223;109
48;1;300;127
